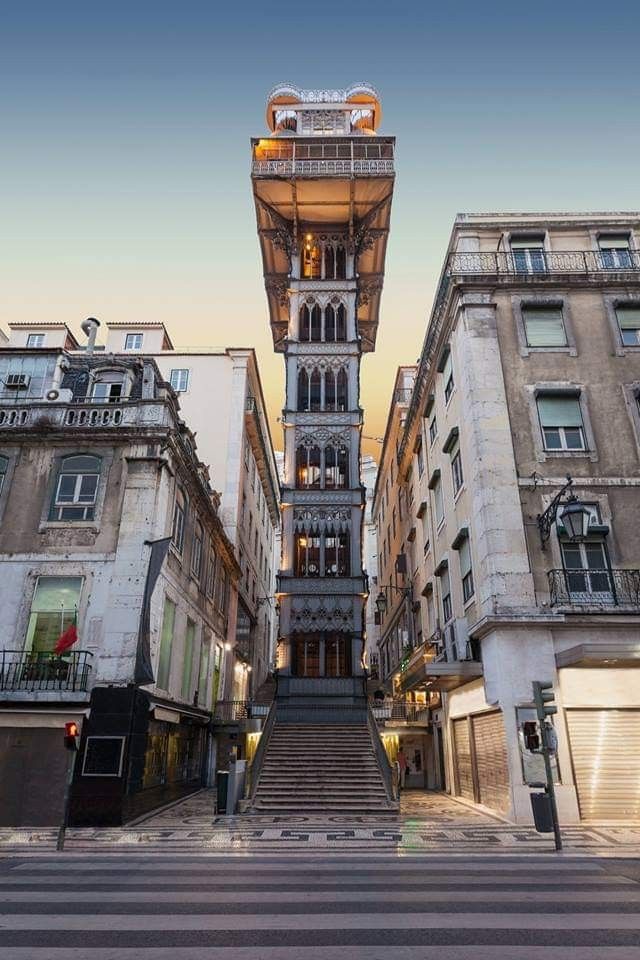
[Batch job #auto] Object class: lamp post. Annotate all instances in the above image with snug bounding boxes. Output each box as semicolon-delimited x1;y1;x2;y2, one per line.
536;475;591;549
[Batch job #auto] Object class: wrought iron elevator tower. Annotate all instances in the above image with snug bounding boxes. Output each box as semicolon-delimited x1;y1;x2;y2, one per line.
251;83;394;708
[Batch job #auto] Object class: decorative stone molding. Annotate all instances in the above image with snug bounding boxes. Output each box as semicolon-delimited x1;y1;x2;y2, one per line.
293;506;351;533
265;278;290;307
290;596;354;633
296;427;351;448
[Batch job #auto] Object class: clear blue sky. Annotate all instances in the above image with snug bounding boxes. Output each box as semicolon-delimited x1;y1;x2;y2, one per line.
2;1;639;455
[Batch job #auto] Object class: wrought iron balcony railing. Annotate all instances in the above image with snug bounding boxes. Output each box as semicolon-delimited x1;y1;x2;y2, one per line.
369;699;430;724
548;568;640;607
212;700;272;723
0;650;93;692
447;249;640;279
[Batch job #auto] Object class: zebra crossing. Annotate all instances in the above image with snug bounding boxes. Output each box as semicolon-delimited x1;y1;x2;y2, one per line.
0;853;638;958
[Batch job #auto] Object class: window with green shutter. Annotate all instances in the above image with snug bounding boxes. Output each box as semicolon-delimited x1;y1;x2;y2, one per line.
157;598;175;690
458;537;474;602
615;305;640;346
537;394;586;451
181;620;196;701
522;306;567;347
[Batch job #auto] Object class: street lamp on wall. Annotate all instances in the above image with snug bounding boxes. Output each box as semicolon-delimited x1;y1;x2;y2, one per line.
536;475;591;549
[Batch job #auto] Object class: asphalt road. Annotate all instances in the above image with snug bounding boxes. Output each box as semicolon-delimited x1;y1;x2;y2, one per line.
0;852;639;958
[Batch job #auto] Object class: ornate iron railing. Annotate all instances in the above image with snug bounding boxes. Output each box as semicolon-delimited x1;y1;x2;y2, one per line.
212;700;272;723
447;249;640;277
0;650;93;692
252;158;394;177
369;699;430;724
548;568;640;607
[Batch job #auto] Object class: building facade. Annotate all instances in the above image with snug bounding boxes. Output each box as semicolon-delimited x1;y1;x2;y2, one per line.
0;332;240;825
251;83;394;702
375;213;640;821
361;454;380;675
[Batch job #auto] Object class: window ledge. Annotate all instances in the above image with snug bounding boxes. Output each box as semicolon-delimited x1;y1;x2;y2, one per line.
521;346;577;358
38;521;99;533
463;594;476;611
453;484;465;504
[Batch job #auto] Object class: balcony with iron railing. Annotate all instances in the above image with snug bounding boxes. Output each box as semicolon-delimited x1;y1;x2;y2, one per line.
0;650;93;694
251;138;395;178
0;399;171;431
446;249;640;280
212;699;272;725
548;568;640;609
369;698;430;725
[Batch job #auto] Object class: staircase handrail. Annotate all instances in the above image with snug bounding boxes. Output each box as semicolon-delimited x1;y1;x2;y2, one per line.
366;701;399;804
244;699;276;801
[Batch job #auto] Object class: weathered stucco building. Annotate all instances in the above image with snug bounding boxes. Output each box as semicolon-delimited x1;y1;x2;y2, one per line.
375;213;640;822
0;329;240;825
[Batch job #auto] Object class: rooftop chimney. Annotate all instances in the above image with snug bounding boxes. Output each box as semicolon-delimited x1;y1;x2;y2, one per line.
81;317;100;355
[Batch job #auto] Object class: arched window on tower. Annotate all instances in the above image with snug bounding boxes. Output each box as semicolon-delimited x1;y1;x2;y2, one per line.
335;245;346;279
296;445;321;488
299;304;310;341
295;532;321;577
302;239;321;278
310;304;322;342
297;368;310;411
336;368;348;411
324;531;350;577
309;368;322;411
325;370;337;410
336;303;347;341
325;245;335;279
325;304;336;342
325;445;349;489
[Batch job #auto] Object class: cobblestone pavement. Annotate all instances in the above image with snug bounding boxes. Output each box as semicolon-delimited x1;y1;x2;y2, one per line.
1;791;639;856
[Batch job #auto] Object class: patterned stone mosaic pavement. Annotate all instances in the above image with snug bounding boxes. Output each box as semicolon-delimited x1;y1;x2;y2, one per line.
1;791;639;856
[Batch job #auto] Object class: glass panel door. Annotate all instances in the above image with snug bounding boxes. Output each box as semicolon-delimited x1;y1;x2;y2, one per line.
561;541;612;603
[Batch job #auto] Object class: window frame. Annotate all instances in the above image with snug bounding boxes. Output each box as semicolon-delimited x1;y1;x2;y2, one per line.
27;333;46;348
169;368;190;393
191;518;204;580
536;394;587;452
171;486;187;555
527;384;597;463
124;332;144;350
512;295;576;357
50;455;101;522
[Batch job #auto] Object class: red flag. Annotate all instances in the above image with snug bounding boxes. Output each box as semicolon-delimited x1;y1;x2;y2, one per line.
54;624;78;655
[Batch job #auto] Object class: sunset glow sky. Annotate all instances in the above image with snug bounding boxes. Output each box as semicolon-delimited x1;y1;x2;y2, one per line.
3;1;639;464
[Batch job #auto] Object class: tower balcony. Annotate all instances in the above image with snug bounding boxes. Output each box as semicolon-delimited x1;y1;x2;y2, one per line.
251;138;395;178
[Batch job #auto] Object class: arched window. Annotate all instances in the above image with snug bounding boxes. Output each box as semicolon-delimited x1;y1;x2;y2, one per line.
325;304;336;342
302;241;321;278
325;445;349;488
325;370;337;410
50;455;101;521
296;445;321;488
309;369;322;411
172;486;187;553
336;304;347;341
295;533;321;577
297;368;310;411
335;245;346;279
325;245;335;279
336;368;348;411
326;633;349;677
310;304;322;342
299;305;310;341
0;456;7;495
324;532;350;577
91;370;126;403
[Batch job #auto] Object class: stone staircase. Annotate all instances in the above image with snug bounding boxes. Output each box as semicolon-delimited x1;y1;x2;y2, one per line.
250;722;397;814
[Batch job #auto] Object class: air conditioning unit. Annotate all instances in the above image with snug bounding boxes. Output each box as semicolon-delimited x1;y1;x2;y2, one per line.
45;388;73;403
5;374;30;390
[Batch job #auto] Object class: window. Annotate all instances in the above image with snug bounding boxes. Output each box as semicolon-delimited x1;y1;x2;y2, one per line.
537;394;586;451
295;533;321;577
157;598;176;689
441;568;452;623
181;620;196;701
215;565;228;614
91;372;124;403
191;520;203;579
170;369;189;392
124;333;143;350
25;576;82;653
206;546;217;598
433;475;444;527
392;508;397;539
198;634;210;706
459;537;474;602
416;441;424;477
0;456;7;495
598;235;632;269
522;305;567;347
429;417;437;445
172;486;187;553
27;333;45;348
324;445;349;489
443;354;454;404
51;455;100;521
561;539;613;603
615;305;640;346
451;446;464;494
296;445;321;488
511;236;546;273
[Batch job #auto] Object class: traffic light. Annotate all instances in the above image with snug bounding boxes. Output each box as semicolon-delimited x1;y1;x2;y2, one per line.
64;721;80;751
532;680;557;722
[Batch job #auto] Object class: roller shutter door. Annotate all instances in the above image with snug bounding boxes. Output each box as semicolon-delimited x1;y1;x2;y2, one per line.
567;710;640;820
472;711;510;813
453;718;474;800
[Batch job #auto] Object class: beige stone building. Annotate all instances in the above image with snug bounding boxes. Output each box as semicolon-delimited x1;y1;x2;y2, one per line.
374;213;640;822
